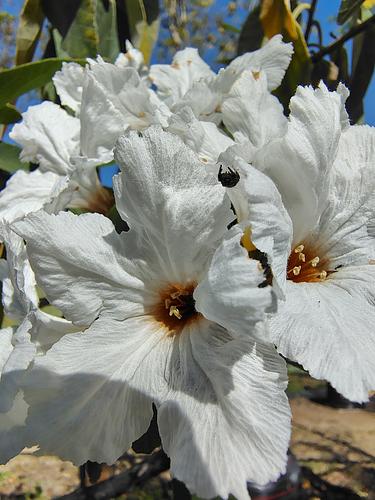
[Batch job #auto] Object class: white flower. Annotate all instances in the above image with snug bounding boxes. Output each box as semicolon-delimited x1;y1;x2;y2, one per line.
254;82;375;402
164;35;293;123
0;224;79;462
13;127;290;499
6;100;113;220
167;107;234;164
114;41;148;78
150;47;215;107
221;70;287;156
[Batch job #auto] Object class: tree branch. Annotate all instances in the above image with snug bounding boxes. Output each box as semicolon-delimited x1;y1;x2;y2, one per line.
305;0;318;43
312;14;375;62
54;449;170;500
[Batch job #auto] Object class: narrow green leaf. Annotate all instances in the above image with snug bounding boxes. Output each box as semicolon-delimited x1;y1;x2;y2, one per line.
237;6;264;55
0;142;28;173
52;28;71;59
125;0;160;64
61;0;99;58
346;22;375;122
96;0;120;61
0;103;22;125
220;22;241;34
15;0;45;65
0;58;85;108
337;0;365;24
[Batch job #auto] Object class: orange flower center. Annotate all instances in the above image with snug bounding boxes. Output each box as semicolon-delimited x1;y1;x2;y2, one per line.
287;243;333;283
152;282;201;336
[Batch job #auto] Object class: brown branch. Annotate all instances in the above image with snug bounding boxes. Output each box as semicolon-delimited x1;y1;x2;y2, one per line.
311;15;375;62
304;0;318;42
54;449;170;500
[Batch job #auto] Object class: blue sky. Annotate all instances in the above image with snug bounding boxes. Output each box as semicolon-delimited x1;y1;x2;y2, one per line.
2;0;374;186
3;0;373;124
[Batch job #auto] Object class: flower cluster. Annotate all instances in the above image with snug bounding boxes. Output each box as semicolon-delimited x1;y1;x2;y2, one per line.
0;36;374;500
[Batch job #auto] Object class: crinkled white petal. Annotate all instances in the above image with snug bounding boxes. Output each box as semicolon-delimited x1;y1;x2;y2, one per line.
215;154;293;296
0;317;35;413
53;62;85;115
222;71;287;150
150;47;214;107
254;82;349;244
216;35;293;93
13;211;149;326
158;322;290;499
0;328;13;374
114;127;232;281
21;315;170;464
270;266;375;402
115;41;148;78
9;101;80;175
172;79;221;123
0;169;71;225
167;107;234;164
194;227;276;341
0;391;29;464
79;72;125;165
0;225;38;320
31;309;80;353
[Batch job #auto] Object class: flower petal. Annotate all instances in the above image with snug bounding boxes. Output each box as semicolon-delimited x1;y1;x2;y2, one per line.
167;107;234;164
270;266;375;402
158;322;290;499
53;62;85;115
0;225;38;320
150;47;214;107
114;127;232;281
255;82;349;243
0;170;71;225
21;315;170;464
13;211;148;325
9;102;80;175
194;227;276;341
0;317;36;413
0;392;29;464
216;35;293;93
222;70;287;150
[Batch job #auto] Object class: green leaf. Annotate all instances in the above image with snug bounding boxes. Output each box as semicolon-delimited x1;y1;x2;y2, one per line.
0;103;22;124
15;0;45;65
125;0;160;64
346;21;375;122
0;58;85;108
0;142;28;173
96;0;120;61
337;0;365;24
237;5;264;55
61;0;99;58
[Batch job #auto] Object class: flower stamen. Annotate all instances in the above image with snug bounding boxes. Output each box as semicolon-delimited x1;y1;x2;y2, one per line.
287;243;332;283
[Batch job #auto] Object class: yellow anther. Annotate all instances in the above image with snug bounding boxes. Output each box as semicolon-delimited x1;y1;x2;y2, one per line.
319;270;327;280
170;291;181;299
298;253;306;262
294;244;304;253
310;256;320;267
292;266;301;276
169;305;182;319
138;111;146;118
252;70;261;80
